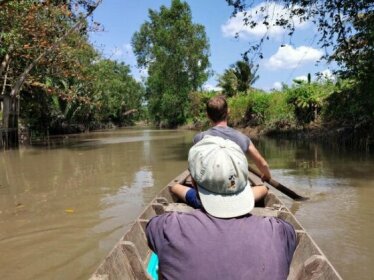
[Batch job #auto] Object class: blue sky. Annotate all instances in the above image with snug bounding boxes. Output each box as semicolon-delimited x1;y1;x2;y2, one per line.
89;0;335;91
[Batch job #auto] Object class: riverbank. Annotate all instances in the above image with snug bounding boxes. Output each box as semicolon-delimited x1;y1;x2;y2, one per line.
238;122;373;151
182;121;373;151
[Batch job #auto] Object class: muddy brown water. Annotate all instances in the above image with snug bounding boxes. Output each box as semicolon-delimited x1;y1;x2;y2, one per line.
0;128;373;279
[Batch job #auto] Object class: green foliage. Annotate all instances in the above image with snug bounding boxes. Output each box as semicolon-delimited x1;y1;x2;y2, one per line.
192;80;338;130
331;11;374;82
323;79;374;126
1;1;145;135
247;91;270;125
90;60;145;126
218;60;258;96
132;0;210;127
285;81;335;125
187;91;216;128
232;60;259;92
228;91;271;126
263;92;295;129
227;94;251;126
217;69;238;97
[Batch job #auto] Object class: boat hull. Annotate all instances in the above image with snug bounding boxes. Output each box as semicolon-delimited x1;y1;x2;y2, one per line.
91;170;342;280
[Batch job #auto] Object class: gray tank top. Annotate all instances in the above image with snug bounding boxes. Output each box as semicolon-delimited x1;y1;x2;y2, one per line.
193;126;251;152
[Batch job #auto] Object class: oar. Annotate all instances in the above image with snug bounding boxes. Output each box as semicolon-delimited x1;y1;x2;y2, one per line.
248;165;309;201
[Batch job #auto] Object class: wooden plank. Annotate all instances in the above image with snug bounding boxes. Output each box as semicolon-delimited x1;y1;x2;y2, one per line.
124;221;149;263
278;211;303;230
288;231;342;280
122;241;151;280
139;205;157;220
165;203;195;213
90;242;135;280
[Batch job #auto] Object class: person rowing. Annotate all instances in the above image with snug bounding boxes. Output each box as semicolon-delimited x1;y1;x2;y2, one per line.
171;95;270;208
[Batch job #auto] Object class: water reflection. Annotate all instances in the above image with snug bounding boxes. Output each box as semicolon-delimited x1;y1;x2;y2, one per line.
0;131;373;279
256;137;374;279
0;128;195;280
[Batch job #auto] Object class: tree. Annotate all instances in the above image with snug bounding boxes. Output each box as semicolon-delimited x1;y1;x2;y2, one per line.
90;60;145;126
218;59;258;96
132;0;210;127
0;0;101;139
225;1;373;82
232;60;259;92
218;69;238;97
0;0;101;98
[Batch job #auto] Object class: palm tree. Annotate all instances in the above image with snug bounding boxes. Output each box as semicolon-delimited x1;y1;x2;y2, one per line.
232;60;259;92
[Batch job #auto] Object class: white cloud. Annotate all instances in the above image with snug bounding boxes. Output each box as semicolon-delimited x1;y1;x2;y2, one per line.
294;75;308;82
221;2;308;39
318;69;335;81
272;81;283;90
267;44;323;70
203;84;222;92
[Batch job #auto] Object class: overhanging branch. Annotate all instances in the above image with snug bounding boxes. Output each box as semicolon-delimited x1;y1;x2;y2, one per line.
9;0;103;97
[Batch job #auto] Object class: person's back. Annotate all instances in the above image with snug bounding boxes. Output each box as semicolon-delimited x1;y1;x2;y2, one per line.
146;136;296;280
194;125;250;152
147;209;296;280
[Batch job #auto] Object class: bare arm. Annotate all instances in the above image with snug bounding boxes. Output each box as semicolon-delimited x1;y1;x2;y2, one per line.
170;183;191;203
252;185;269;202
248;143;271;181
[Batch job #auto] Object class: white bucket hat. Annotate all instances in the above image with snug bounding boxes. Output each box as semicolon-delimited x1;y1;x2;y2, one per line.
188;135;254;218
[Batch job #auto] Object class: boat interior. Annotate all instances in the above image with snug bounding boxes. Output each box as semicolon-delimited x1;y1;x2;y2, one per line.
91;170;342;280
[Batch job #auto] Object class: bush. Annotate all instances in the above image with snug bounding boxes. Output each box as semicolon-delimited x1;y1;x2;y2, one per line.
264;92;295;129
323;79;374;126
227;94;251;126
187;91;217;128
285;82;335;125
247;91;271;125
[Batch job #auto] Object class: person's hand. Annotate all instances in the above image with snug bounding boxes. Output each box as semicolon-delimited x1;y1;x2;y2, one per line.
261;173;271;182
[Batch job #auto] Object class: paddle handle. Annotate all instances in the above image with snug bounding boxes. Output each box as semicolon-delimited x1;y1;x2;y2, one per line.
248;165;308;201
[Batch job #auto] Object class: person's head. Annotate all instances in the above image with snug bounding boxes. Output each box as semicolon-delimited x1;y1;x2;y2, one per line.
206;95;228;123
188;136;254;218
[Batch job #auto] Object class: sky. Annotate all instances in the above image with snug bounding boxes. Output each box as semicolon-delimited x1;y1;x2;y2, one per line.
89;0;336;91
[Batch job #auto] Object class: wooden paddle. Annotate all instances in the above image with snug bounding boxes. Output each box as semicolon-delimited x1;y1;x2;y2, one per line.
248;165;309;201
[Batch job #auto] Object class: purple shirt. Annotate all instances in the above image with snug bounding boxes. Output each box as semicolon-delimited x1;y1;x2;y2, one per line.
146;210;296;280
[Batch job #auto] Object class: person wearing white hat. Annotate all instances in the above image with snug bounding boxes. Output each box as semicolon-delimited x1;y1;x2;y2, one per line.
171;95;269;208
146;136;296;280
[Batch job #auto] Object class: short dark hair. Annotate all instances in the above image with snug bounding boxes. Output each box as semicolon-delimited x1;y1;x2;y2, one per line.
206;95;228;122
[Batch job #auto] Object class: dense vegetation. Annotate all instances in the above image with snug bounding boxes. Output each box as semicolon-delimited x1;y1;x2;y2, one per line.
0;0;144;137
187;78;335;129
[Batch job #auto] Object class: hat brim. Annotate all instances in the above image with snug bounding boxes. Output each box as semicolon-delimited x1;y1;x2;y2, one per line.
197;181;254;218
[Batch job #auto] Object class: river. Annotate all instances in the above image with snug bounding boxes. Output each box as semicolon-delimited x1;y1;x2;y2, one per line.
0;128;373;279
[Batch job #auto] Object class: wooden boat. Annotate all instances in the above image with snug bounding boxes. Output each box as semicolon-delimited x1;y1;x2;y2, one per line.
90;170;342;280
